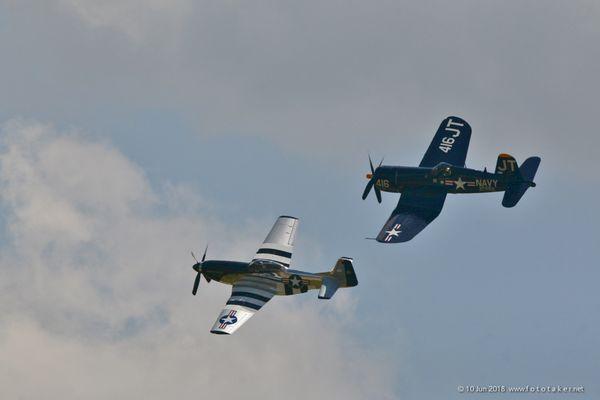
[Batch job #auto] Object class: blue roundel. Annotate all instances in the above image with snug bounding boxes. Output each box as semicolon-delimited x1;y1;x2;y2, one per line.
219;315;238;325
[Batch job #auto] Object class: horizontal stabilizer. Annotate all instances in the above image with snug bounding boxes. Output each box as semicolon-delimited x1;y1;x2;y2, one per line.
318;277;340;299
502;183;530;208
502;156;541;208
519;156;541;182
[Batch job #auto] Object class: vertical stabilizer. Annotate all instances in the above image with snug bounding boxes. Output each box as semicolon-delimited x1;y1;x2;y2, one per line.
495;153;519;176
317;258;358;299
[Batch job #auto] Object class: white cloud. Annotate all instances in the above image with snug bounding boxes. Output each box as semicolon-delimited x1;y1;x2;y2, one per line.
0;120;393;399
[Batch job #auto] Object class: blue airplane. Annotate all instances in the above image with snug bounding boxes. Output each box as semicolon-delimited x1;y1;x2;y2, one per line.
362;116;541;243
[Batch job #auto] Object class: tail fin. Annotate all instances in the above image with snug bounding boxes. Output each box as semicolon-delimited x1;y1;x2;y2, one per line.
502;156;541;208
316;257;358;299
495;153;519;176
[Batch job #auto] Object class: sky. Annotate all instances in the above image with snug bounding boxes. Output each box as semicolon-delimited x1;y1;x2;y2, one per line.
1;1;599;399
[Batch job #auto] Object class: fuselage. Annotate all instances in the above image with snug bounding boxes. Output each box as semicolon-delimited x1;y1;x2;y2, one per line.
197;259;323;295
371;164;524;194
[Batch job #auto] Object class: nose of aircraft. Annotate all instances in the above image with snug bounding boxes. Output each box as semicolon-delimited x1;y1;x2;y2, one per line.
362;156;383;203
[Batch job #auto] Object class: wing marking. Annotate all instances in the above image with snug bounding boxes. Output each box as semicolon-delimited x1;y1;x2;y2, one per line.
252;216;298;267
211;274;278;334
419;116;472;167
376;187;447;243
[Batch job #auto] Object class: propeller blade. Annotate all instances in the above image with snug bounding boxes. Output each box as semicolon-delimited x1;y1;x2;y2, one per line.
363;155;384;202
362;180;374;200
363;155;376;200
375;157;384;203
191;251;199;264
192;272;201;295
201;245;208;262
375;187;382;203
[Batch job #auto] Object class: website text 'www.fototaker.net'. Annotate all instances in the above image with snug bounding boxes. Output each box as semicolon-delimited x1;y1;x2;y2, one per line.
457;384;585;394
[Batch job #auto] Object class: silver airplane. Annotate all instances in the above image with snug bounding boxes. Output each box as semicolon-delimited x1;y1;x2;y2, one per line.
191;216;359;335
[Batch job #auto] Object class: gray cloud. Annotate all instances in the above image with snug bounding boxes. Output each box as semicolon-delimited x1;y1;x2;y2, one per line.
58;0;192;43
2;1;599;168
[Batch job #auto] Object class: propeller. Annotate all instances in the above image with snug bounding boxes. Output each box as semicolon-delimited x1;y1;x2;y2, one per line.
191;245;209;296
361;155;383;203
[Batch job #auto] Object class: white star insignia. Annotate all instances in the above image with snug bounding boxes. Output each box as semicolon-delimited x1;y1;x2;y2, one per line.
221;316;234;324
290;276;301;287
455;177;466;190
385;227;401;237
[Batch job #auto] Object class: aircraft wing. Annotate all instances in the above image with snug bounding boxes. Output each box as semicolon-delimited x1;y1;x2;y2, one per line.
419;116;472;167
252;216;298;267
210;274;278;335
376;187;447;243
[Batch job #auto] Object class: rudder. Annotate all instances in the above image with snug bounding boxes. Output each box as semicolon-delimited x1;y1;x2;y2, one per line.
332;257;358;288
317;258;358;299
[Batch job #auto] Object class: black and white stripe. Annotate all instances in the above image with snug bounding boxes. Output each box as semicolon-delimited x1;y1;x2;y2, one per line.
252;216;298;268
256;248;292;259
252;243;293;267
226;276;277;311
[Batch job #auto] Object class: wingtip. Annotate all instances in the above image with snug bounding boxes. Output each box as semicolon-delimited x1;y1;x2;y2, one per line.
210;330;231;335
445;115;470;126
375;236;414;244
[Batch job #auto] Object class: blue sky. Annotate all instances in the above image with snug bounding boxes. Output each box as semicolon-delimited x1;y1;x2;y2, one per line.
1;1;599;399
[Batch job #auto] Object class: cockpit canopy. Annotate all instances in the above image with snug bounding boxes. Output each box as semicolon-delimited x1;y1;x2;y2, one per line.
431;162;453;177
248;259;286;272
